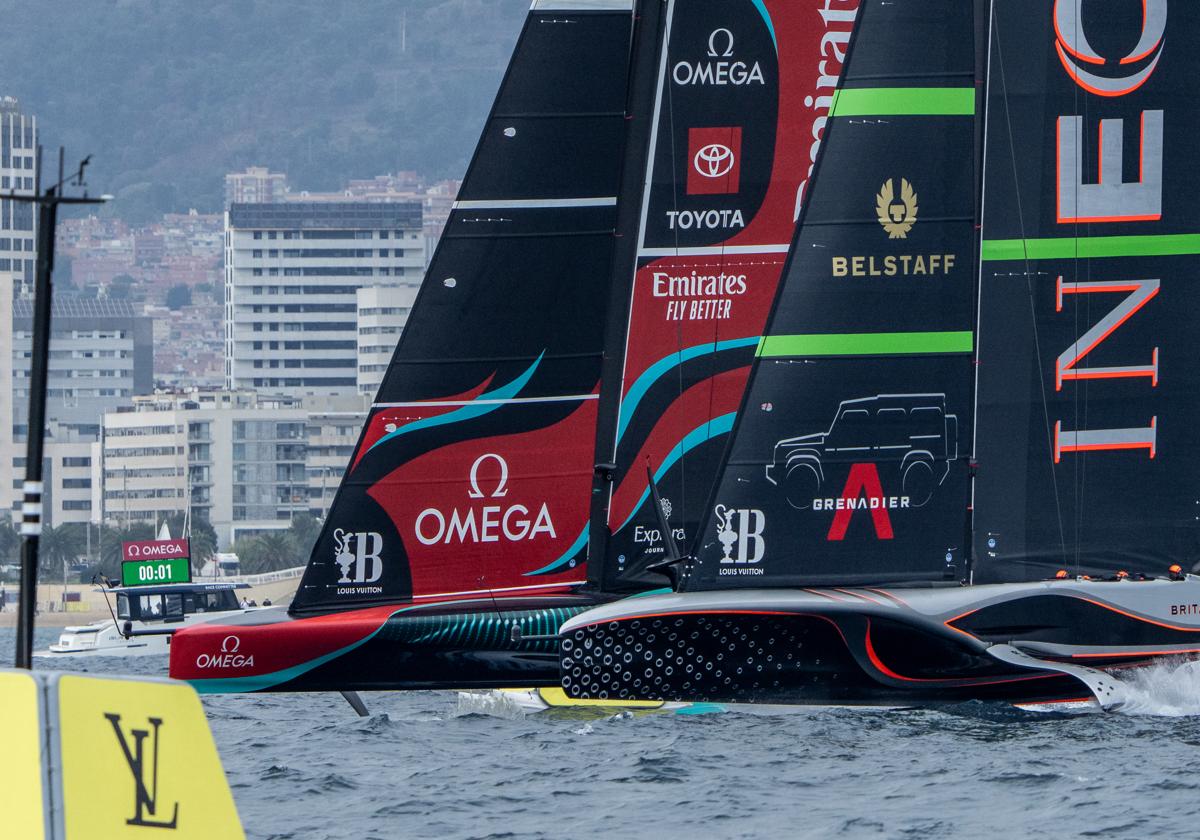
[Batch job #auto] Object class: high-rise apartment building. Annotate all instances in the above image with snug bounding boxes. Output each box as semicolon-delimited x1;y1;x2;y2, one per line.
1;298;153;526
355;283;417;395
304;401;368;519
224;166;288;206
11;298;153;440
102;390;367;548
0;268;13;524
224;202;423;397
0;97;37;294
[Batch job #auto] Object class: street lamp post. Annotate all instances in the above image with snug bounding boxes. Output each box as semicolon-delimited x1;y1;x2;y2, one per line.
12;148;108;669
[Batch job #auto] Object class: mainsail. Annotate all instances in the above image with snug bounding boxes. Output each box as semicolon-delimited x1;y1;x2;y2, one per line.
596;0;861;591
553;0;1200;711
681;0;978;588
291;0;637;612
974;0;1200;580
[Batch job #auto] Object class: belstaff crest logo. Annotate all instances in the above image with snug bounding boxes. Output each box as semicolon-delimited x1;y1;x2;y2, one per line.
876;178;918;239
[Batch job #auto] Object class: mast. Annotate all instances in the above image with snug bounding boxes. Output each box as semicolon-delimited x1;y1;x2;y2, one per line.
965;0;992;584
587;0;669;588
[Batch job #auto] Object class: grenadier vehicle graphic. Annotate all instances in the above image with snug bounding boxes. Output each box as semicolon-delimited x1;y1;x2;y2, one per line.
764;394;958;510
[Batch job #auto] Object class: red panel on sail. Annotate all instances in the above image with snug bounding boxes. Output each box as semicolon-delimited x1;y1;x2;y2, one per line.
687;127;742;195
369;396;596;596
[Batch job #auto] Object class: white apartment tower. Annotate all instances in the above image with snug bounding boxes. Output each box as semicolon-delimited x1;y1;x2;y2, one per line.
224;166;288;206
355;284;417;395
1;97;36;294
2;298;153;526
224;202;424;398
102;390;367;548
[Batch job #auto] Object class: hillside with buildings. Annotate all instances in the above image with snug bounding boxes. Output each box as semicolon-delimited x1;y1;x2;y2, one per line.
0;0;520;594
3;0;527;220
1;99;448;580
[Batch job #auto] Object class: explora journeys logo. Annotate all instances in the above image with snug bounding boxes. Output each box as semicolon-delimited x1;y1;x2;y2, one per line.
414;453;557;546
714;504;765;575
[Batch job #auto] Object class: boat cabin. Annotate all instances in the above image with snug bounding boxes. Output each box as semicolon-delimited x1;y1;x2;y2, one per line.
114;582;250;624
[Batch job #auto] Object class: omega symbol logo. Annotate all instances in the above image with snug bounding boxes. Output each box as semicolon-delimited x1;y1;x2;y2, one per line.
707;28;734;57
414;452;557;546
876;178;918;239
221;635;240;654
468;453;510;498
694;143;736;179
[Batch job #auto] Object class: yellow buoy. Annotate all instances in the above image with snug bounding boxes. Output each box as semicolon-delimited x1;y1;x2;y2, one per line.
1;669;245;840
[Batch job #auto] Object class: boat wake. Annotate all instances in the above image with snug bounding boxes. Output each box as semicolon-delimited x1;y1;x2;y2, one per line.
453;689;529;720
1112;658;1200;717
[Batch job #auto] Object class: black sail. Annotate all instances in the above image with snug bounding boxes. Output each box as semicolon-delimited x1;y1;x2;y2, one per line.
974;1;1200;580
292;1;635;612
597;0;863;591
682;0;979;590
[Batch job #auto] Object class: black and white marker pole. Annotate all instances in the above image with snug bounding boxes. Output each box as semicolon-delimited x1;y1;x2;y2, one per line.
11;148;107;669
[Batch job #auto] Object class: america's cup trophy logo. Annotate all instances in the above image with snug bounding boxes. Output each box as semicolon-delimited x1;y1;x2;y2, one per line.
714;504;738;562
334;528;384;584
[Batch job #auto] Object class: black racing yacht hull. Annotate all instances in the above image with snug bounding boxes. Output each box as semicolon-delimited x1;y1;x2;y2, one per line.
556;579;1200;708
169;591;613;693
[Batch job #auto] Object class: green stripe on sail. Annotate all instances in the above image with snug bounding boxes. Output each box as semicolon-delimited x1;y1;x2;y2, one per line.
758;331;973;358
982;234;1200;261
830;87;975;117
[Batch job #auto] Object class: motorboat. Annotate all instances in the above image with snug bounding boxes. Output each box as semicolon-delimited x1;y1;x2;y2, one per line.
39;582;253;657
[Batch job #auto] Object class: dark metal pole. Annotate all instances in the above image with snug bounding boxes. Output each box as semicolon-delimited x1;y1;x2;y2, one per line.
7;149;104;668
14;191;58;668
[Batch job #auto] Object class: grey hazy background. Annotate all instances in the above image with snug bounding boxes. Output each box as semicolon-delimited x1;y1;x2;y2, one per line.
7;0;528;220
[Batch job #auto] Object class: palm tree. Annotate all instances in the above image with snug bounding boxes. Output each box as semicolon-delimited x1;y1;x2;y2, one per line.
37;524;81;583
239;531;296;574
0;518;19;566
163;512;218;572
94;522;156;580
286;512;323;560
187;517;219;568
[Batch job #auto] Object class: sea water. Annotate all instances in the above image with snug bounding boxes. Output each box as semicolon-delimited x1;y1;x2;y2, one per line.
6;627;1200;839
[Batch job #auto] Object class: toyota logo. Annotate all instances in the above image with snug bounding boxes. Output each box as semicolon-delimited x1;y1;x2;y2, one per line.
693;143;735;179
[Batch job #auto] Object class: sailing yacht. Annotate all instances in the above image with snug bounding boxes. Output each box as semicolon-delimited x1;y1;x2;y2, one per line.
557;0;1200;709
171;0;845;692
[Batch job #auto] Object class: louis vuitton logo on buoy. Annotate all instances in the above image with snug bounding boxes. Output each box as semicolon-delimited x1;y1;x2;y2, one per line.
106;712;180;829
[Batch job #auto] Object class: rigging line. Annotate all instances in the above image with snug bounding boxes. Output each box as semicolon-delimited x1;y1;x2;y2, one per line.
1075;6;1094;571
994;8;1069;566
1071;6;1086;573
663;20;689;539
